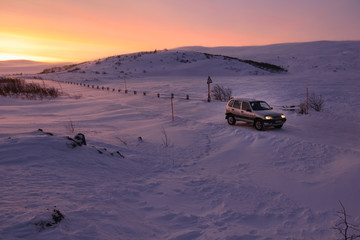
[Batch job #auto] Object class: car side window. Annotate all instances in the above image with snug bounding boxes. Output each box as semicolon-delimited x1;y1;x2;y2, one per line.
233;101;240;109
242;102;251;111
228;100;234;107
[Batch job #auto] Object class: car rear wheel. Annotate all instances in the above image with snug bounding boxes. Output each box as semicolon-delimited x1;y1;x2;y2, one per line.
227;115;236;125
254;119;264;131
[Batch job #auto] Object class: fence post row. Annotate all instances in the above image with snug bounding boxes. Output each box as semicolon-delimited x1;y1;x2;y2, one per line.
64;81;194;101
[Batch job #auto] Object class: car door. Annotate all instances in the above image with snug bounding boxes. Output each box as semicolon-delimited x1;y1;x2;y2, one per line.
240;101;254;123
229;100;243;119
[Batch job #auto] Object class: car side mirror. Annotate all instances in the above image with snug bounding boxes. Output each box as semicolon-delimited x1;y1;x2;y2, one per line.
270;107;273;110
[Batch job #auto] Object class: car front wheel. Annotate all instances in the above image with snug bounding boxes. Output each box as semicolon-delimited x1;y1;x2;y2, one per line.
254;119;264;131
227;115;236;125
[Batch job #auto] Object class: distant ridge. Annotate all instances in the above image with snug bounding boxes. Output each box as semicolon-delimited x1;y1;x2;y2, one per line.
3;41;359;77
202;53;287;73
175;40;360;52
0;60;70;75
177;41;360;73
0;60;39;64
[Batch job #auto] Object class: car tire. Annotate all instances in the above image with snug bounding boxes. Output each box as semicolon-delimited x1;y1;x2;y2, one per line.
227;115;236;125
254;119;264;131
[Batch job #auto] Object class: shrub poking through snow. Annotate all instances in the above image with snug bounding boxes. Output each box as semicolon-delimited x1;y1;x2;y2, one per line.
66;133;86;148
66;133;125;157
211;84;232;101
333;201;360;240
298;102;307;114
37;128;54;136
161;127;172;148
65;120;75;133
309;93;325;112
0;78;59;99
74;133;87;145
34;208;64;232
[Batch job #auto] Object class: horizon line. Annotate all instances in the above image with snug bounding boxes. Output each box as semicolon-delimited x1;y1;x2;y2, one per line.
1;39;359;64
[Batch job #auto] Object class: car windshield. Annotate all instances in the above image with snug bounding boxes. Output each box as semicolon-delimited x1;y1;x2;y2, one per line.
250;101;272;110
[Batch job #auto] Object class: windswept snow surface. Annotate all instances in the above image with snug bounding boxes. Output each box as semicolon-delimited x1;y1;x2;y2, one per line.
1;41;360;239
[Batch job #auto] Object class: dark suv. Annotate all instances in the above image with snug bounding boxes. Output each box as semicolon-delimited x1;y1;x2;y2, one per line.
225;98;286;130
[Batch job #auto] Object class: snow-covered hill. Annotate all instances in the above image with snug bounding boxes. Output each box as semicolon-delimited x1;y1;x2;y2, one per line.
178;41;360;74
1;41;360;239
36;49;285;84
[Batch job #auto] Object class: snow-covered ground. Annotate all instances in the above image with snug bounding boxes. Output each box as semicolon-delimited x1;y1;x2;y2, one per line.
1;41;360;239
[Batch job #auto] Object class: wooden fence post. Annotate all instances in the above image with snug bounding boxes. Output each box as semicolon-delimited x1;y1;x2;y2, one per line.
207;76;213;102
171;93;174;121
306;88;309;115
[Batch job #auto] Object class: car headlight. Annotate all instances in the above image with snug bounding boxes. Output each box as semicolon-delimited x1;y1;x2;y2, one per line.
281;114;286;118
265;116;272;120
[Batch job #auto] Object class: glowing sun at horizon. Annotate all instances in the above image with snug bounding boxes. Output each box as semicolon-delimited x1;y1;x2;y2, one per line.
0;53;61;62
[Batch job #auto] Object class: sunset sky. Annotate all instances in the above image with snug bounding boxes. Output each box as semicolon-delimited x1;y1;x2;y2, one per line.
1;0;359;62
